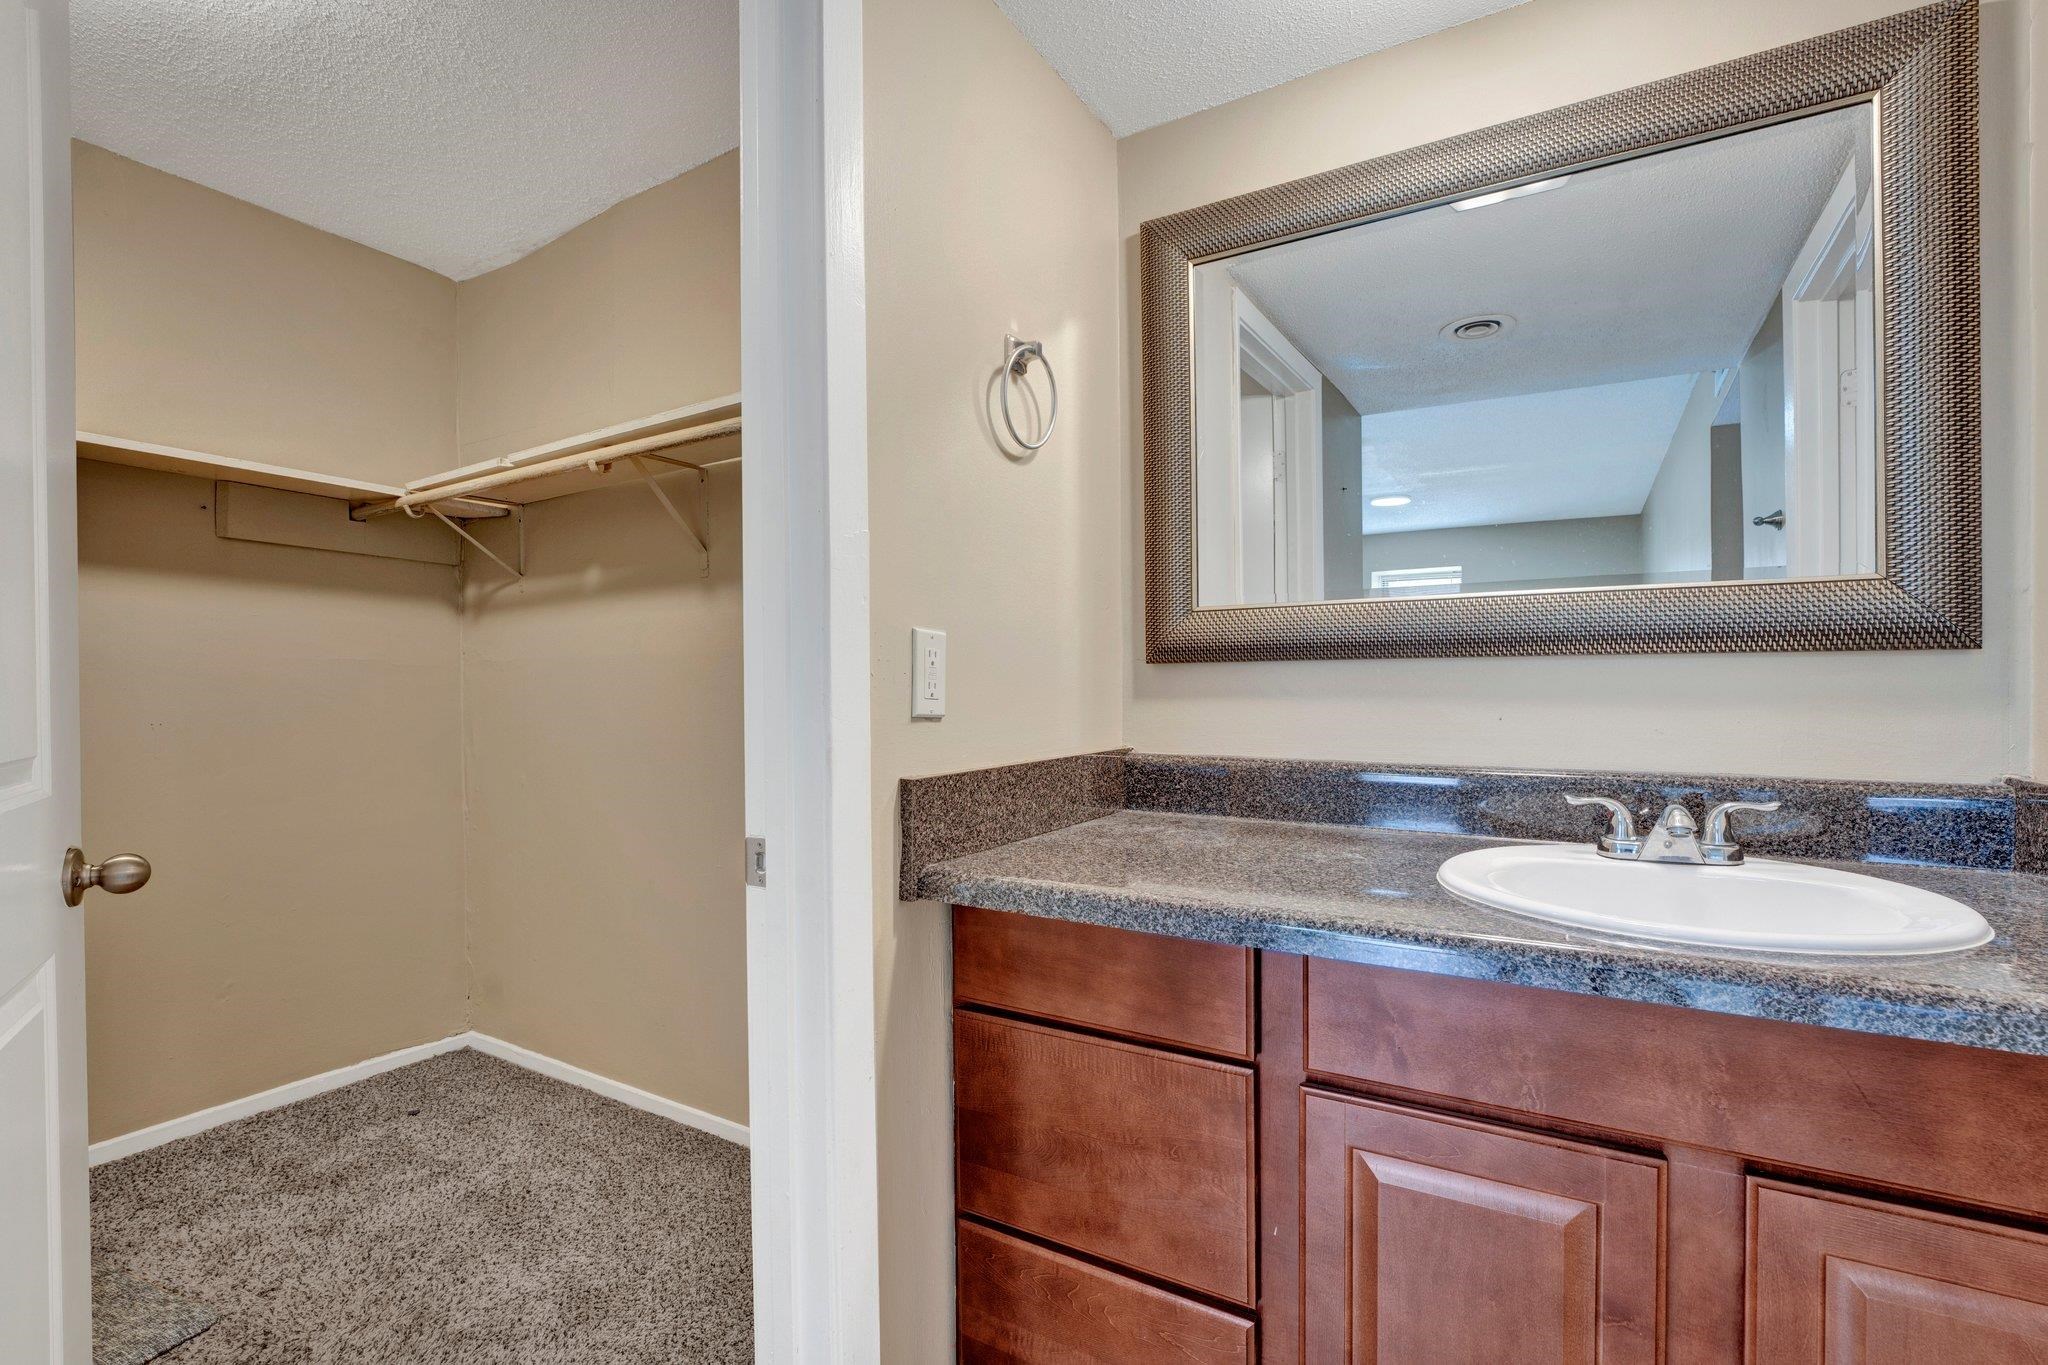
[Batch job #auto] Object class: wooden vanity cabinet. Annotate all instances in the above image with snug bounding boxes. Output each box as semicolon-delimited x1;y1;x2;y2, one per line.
952;907;1259;1361
950;907;2048;1364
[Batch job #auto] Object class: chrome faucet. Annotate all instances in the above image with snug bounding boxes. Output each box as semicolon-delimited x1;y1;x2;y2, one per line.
1565;795;1781;865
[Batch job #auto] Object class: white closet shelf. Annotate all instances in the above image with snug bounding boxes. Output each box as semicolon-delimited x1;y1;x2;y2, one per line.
77;432;402;502
79;399;741;578
77;392;741;521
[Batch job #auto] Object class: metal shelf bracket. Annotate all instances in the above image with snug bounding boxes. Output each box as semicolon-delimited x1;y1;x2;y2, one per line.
628;454;710;576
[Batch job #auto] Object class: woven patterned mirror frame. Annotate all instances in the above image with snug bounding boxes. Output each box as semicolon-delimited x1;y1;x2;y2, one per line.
1141;1;1980;661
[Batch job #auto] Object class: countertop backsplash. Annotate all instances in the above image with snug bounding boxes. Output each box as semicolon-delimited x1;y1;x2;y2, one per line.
900;749;2039;896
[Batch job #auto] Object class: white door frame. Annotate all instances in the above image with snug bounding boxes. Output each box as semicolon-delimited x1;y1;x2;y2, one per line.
739;0;881;1362
1781;163;1878;578
1235;319;1325;601
1192;275;1326;604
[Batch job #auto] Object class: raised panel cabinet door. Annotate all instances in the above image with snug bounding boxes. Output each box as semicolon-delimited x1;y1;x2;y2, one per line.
1301;1092;1662;1365
1749;1181;2048;1363
954;1011;1257;1304
957;1220;1255;1364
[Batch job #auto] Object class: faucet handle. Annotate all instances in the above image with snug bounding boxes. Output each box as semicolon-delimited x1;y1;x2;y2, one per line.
1655;801;1700;838
1565;795;1639;854
1704;799;1782;850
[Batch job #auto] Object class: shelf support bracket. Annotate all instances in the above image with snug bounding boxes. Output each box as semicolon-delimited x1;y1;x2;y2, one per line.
629;455;710;576
427;506;523;579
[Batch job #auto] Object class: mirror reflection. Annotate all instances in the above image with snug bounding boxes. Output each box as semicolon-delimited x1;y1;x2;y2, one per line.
1192;104;1878;608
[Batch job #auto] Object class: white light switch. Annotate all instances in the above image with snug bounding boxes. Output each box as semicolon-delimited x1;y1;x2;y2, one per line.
912;627;946;719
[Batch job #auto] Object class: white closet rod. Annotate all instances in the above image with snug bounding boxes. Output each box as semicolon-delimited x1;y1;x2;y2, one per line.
356;416;741;518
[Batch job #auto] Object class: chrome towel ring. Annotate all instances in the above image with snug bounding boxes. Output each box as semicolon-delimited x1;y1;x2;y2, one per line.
1000;333;1058;451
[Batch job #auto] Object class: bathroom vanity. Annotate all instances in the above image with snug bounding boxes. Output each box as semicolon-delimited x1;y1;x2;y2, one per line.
905;753;2048;1364
951;908;2048;1363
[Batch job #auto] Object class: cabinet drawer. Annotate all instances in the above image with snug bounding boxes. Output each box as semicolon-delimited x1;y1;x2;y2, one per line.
1302;1091;1663;1364
953;1011;1256;1304
953;905;1254;1058
1749;1181;2048;1363
957;1220;1254;1364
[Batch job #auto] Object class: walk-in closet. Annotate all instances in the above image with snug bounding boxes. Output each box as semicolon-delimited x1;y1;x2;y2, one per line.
61;11;752;1358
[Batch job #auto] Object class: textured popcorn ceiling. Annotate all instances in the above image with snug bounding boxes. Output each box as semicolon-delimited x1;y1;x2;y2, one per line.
72;0;738;280
994;0;1529;137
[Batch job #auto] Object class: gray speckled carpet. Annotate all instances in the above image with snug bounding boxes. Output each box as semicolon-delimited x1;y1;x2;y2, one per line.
91;1265;217;1364
90;1049;752;1364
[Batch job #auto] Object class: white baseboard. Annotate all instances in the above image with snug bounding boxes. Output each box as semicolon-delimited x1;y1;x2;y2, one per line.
90;1031;749;1166
464;1032;750;1148
88;1033;473;1166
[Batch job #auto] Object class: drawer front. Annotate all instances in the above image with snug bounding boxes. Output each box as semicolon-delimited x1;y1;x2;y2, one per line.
953;1010;1256;1304
1302;1091;1663;1364
953;904;1254;1058
1749;1181;2048;1364
958;1220;1255;1365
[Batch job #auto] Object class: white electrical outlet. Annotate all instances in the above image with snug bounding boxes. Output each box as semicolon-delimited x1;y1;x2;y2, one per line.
912;627;946;719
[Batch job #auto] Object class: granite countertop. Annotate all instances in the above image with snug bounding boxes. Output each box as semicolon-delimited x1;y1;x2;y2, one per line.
916;808;2048;1058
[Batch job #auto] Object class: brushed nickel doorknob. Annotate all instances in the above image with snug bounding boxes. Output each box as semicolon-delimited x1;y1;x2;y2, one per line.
62;848;151;907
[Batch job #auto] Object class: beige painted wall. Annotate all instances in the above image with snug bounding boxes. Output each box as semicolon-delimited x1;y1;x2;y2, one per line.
1361;515;1645;593
1640;371;1723;578
73;143;457;485
78;461;468;1142
455;151;741;462
863;0;1125;1354
2036;0;2048;765
1118;0;2036;783
1320;381;1365;598
75;147;469;1141
459;470;747;1125
454;159;748;1124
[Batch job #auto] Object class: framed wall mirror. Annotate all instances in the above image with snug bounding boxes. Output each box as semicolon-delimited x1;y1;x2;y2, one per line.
1141;1;1980;661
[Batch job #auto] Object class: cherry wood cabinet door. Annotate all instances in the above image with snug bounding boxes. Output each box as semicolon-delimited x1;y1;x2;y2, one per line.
957;1220;1255;1364
954;1011;1257;1304
1749;1181;2048;1363
1301;1092;1663;1364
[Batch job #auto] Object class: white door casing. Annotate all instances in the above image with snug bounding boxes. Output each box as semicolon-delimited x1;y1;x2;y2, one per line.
1782;163;1879;579
0;0;86;1361
1192;275;1325;605
739;0;881;1359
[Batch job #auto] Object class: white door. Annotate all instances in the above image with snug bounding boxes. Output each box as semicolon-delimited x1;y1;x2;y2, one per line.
1;0;87;1360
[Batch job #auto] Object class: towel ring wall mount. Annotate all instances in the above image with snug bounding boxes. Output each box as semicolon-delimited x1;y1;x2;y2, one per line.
1000;333;1058;451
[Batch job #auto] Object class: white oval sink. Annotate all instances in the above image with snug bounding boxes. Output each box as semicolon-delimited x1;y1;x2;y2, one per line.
1437;843;1993;956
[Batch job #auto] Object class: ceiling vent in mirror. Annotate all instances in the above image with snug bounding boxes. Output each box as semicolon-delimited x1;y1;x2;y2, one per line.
1441;314;1513;341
